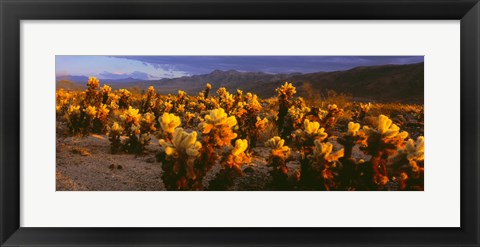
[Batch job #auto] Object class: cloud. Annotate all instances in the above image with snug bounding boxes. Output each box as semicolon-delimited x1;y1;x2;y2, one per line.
111;56;424;75
99;71;155;80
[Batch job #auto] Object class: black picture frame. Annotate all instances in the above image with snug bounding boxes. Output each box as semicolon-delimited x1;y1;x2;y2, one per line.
1;0;479;246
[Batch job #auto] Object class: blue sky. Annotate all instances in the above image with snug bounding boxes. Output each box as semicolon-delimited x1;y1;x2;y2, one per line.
56;56;424;80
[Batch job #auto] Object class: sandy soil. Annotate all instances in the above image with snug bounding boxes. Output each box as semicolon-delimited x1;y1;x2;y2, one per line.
56;134;166;191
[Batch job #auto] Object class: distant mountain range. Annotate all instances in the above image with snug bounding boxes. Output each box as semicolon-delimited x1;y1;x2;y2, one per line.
56;62;424;104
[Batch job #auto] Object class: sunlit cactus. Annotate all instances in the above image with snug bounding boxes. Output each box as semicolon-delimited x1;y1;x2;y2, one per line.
198;108;238;147
158;112;181;141
303;140;344;190
107;122;124;154
183;112;195;128
276;82;296;100
265;136;291;159
363;114;409;149
203;83;212;98
120;106;141;126
118;106;149;154
255;117;269;130
265;136;292;189
163;101;173;113
293;119;328;161
389;136;424;190
159;128;202;159
85;105;97;118
356;102;371;121
55;89;72;115
322;104;343;130
118;89;132;109
312;141;344;162
217;88;235;112
83;77;102;108
141;112;157;132
276;82;297;139
299;119;328;138
141;86;156;113
87;76;100;90
208;139;251;190
360;114;409;188
64;104;84;134
158;128;203;190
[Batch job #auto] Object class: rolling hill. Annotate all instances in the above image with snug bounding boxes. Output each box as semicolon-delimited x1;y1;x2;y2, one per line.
57;62;424;104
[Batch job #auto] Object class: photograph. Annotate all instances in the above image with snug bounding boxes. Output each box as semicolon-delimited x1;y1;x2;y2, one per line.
55;55;424;191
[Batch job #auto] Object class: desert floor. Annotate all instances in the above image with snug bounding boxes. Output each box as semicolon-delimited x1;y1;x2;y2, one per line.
56;130;371;191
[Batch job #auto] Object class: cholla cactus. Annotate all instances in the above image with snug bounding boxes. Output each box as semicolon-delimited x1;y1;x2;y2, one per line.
108;93;120;110
100;85;112;104
118;89;132;109
56;89;73;115
119;106;148;154
85;105;97;118
282;104;312;137
305;140;344;190
92;104;110;133
276;82;297;140
322;104;343;130
295;119;328;140
64;104;84;134
208;139;251;190
389;136;424;190
176;104;185;113
158;112;181;141
199;108;238;147
176;90;187;105
163;101;173;113
265;136;292;189
141;112;157;133
361;115;409;188
255;117;269;129
357;102;371;121
232;93;265;149
217;88;235;112
159;128;202;159
141;86;156;113
158;128;203;190
404;136;424;165
337;122;367;158
266;136;291;159
203;83;212;98
120;106;141;126
87;76;99;90
159;109;243;191
312;141;344;162
84;77;101;107
293;119;328;161
362;114;409;151
276;82;296;100
107;122;124;154
333;122;368;190
81;105;97;132
183;112;196;128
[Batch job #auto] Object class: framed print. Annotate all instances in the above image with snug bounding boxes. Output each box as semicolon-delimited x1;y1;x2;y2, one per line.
1;0;479;246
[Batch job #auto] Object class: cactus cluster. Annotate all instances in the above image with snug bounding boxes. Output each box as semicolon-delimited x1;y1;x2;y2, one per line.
56;78;424;191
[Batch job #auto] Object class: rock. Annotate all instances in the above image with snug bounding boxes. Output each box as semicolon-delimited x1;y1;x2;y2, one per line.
243;166;255;174
146;157;155;163
117;165;123;170
109;164;115;169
